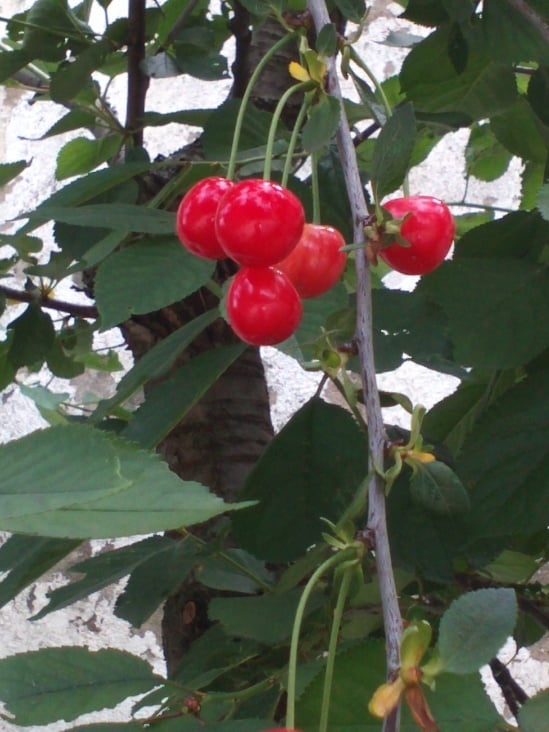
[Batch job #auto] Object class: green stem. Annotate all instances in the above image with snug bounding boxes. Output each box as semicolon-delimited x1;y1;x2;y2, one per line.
446;201;514;213
264;81;314;181
227;31;298;180
281;94;312;187
286;547;357;729
348;47;409;197
311;149;321;224
319;564;355;732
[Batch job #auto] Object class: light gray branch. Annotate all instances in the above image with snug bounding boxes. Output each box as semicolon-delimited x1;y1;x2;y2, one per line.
306;2;403;730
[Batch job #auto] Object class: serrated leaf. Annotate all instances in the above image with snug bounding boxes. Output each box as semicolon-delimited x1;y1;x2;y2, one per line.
27;204;175;234
410;460;470;516
437;588;517;673
537;183;549;220
371;102;416;200
50;42;109;102
316;23;338;57
465;122;512;181
0;424;127;522
56;135;123;180
484;0;549;65
491;97;548;164
93;310;217;421
334;0;366;23
122;343;245;449
400;24;517;120
518;689;549;732
0;49;32;83
0;160;28;188
209;589;320;644
418;258;549;368
301;95;341;153
2;434;250;539
231;398;368;562
0;535;80;611
94;237;213;329
7;304;55;368
458;370;549;541
0;647;159;726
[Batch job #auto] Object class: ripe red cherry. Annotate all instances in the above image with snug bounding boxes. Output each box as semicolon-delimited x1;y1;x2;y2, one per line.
176;176;234;259
379;195;455;275
226;267;303;346
276;223;347;298
215;179;305;267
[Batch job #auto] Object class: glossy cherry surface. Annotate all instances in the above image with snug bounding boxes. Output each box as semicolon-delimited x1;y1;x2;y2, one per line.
226;267;303;346
176;176;234;259
379;195;455;275
215;179;305;267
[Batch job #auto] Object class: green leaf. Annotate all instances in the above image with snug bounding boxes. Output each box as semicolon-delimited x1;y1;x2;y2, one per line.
518;689;549;732
418;258;549;368
0;647;159;726
7;304;55;368
56;135;123;180
18;383;71;425
171;623;261;688
93;310;218;420
334;0;366;23
27;204;175;234
202;99;276;161
482;550;539;585
39;108;98;138
454;210;548;261
536;183;549;220
50;42;109;103
94;237;213;329
465;122;512;181
2;434;249;539
316;23;338;57
528;66;549;126
0;535;80;610
491;97;548;163
409;460;470;516
196;548;272;594
231;398;368;562
302;95;341;153
371;102;416;201
33;536;196;623
458;370;549;541
0;160;28;188
0;49;31;83
0;425;128;523
402;0;450;26
400;25;517;121
437;588;517;673
122;343;246;449
484;0;549;65
441;0;474;23
209;588;319;644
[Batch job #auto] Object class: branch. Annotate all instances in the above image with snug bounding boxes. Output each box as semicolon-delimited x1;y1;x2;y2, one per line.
506;0;549;46
126;0;149;148
489;658;528;719
0;285;98;319
166;0;202;46
306;1;403;730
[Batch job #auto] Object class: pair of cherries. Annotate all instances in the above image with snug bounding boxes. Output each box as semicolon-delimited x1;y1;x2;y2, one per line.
176;177;347;346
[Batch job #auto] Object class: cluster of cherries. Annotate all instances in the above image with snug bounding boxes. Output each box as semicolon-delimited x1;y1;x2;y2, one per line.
175;176;455;346
175;176;347;346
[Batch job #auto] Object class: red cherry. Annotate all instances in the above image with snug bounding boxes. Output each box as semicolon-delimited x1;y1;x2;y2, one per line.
379;195;455;275
176;176;234;259
226;267;303;346
215;179;305;267
276;223;347;298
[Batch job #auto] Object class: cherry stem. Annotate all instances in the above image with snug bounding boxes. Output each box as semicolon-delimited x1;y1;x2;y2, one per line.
311;149;321;224
285;547;356;730
281;93;312;187
318;563;354;732
227;31;298;181
263;81;314;181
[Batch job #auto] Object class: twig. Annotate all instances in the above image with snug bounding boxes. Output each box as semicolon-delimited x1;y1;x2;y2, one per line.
0;285;98;319
306;1;403;730
126;0;148;148
489;658;528;719
166;0;202;46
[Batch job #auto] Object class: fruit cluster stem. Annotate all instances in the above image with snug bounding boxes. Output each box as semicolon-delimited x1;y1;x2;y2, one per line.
306;2;403;731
